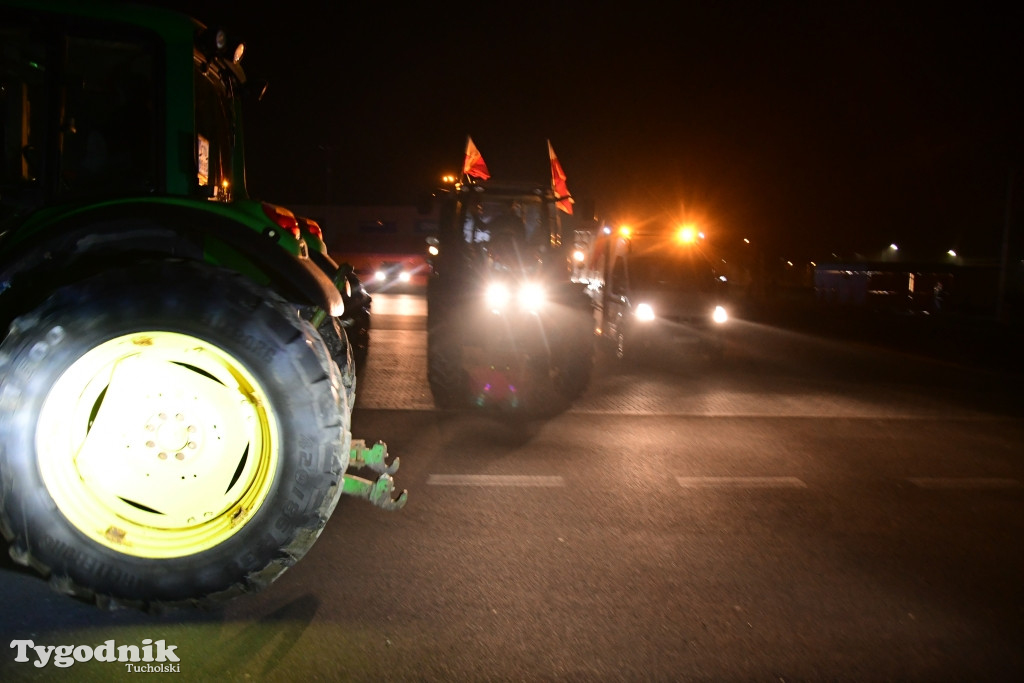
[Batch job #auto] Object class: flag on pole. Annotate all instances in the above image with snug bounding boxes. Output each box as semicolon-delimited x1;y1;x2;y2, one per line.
462;136;490;180
548;140;574;214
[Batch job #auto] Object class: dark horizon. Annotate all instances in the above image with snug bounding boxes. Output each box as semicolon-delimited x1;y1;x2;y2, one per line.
143;1;1021;265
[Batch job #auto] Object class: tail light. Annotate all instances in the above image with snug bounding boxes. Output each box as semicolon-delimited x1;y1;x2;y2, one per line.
261;203;301;240
302;218;323;240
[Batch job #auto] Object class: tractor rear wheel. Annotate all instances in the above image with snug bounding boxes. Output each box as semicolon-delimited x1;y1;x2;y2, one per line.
0;261;348;610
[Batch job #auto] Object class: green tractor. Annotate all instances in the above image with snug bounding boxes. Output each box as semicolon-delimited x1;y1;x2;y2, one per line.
0;0;405;611
425;175;596;415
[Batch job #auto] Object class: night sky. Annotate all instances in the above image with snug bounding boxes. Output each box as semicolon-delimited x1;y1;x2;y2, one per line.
145;1;1021;264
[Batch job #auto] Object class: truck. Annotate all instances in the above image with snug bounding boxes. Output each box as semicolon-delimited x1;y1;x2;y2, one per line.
578;223;731;362
424;174;595;415
0;0;404;611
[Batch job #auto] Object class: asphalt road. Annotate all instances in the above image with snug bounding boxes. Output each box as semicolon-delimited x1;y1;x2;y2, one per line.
2;293;1022;681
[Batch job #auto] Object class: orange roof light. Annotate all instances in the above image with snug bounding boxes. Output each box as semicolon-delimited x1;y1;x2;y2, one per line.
677;225;698;244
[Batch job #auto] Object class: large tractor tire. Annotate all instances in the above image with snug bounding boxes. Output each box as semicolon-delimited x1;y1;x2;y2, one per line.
0;261;349;611
426;316;468;409
317;315;357;413
551;305;596;399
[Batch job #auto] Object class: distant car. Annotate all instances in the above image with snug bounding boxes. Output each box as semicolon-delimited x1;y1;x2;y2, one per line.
371;260;414;290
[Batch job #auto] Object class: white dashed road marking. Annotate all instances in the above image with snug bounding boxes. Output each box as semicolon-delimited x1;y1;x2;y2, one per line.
427;474;566;487
676;476;808;489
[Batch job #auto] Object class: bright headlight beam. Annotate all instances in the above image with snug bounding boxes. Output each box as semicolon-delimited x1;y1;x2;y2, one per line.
713;305;728;324
636;302;655;322
485;282;510;312
518;283;546;312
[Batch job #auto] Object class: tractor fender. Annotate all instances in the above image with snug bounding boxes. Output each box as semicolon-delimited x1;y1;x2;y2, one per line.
0;200;343;323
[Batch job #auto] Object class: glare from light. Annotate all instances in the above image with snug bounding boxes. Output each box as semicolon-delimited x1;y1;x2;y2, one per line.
677;226;697;244
374;270;386;281
485;282;510;312
619;225;632;238
712;305;728;324
518;282;546;312
398;271;412;283
573;249;585;263
636;302;655;322
947;249;957;257
890;243;899;251
428;245;439;256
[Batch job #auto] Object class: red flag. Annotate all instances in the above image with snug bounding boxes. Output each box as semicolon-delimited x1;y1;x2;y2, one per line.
462;136;490;180
548;140;574;214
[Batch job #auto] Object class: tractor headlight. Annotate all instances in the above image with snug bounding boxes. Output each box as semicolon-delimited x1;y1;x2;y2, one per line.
485;282;511;312
635;302;656;322
517;282;546;313
712;305;729;324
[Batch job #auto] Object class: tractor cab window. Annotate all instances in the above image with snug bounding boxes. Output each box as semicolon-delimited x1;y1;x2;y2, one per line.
194;61;235;200
0;25;50;212
463;195;544;244
1;20;158;209
460;193;550;270
59;36;157;198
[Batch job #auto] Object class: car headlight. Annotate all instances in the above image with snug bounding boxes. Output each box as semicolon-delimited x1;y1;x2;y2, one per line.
517;282;546;313
635;302;655;322
398;271;412;283
485;282;511;312
373;270;386;282
712;305;728;324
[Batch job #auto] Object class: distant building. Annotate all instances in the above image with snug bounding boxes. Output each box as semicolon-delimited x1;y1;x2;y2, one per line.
814;260;1014;316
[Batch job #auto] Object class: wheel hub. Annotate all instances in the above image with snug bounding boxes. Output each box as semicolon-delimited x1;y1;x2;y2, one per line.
148;412;198;460
35;331;279;558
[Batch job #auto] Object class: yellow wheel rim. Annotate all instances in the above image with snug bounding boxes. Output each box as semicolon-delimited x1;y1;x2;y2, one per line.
36;331;280;559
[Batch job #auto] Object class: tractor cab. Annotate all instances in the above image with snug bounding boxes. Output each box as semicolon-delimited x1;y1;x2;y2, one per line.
1;5;250;217
425;175;594;413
